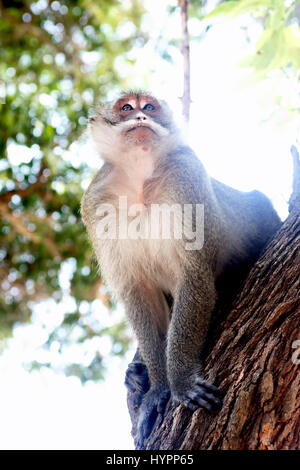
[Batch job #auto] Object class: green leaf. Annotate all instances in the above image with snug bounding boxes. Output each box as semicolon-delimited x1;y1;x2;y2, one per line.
202;0;272;23
282;24;300;69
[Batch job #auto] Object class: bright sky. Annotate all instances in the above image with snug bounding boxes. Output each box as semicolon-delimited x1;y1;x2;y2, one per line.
1;0;299;450
0;347;134;449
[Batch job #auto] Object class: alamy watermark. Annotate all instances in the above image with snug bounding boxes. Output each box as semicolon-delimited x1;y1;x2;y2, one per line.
95;196;204;250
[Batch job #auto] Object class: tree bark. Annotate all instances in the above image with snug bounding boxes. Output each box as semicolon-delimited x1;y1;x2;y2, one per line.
127;148;300;450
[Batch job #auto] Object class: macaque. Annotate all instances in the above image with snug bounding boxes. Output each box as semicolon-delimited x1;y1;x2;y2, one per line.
81;91;281;446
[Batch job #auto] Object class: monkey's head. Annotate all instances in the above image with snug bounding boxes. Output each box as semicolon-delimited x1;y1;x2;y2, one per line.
88;91;181;160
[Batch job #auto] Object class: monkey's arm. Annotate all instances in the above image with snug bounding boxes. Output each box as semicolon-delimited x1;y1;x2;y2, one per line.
167;265;222;411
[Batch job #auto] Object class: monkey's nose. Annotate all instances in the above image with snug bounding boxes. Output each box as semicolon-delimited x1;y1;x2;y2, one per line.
136;114;147;121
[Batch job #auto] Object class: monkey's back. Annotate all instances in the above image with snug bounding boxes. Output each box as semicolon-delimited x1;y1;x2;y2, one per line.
211;178;282;277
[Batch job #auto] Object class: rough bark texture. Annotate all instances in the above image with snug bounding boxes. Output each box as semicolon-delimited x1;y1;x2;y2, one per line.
127;149;300;450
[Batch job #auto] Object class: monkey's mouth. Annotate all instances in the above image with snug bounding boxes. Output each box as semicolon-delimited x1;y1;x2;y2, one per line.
127;125;156;135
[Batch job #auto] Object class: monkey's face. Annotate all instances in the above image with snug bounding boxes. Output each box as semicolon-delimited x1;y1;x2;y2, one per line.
112;94;169;145
89;92;179;159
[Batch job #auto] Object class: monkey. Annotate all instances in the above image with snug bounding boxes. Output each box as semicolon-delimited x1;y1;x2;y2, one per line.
81;90;281;447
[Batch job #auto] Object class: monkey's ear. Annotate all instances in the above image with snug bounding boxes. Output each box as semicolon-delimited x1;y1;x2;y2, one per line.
88;104;102;124
88;116;96;124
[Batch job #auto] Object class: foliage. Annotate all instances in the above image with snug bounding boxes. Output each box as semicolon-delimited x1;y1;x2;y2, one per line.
202;0;300;75
0;0;144;381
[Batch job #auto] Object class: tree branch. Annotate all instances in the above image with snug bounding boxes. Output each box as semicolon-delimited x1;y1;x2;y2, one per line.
179;0;191;125
0;202;60;259
0;163;47;204
289;145;300;212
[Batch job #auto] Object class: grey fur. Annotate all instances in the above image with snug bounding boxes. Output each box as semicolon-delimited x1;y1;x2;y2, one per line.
81;92;281;444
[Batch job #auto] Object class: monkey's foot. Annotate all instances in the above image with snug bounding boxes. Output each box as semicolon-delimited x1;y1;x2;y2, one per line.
136;386;170;448
125;361;150;395
172;377;222;412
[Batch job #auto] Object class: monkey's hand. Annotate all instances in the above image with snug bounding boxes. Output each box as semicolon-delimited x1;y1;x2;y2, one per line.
125;361;150;396
172;376;222;412
136;386;170;448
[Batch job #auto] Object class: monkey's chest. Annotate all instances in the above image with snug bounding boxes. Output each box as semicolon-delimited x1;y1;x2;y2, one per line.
96;158;183;292
97;199;182;294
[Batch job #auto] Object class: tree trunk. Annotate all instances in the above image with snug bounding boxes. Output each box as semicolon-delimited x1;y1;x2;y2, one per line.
127;148;300;450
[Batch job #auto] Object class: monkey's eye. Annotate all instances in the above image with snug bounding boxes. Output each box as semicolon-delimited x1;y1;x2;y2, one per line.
143;103;155;111
121;104;133;111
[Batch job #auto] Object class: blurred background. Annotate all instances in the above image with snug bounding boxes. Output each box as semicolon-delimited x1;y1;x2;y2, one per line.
0;0;299;449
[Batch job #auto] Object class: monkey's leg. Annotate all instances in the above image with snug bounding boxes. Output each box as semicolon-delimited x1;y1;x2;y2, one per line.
124;289;172;394
167;270;222;412
125;350;150;428
123;285;171;447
